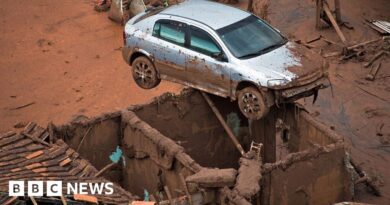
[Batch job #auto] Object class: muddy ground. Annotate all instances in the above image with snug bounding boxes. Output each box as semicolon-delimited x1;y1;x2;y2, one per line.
0;0;182;133
0;0;389;204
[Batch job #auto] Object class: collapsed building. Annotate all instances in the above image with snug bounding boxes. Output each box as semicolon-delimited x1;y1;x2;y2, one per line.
0;123;137;205
8;89;352;205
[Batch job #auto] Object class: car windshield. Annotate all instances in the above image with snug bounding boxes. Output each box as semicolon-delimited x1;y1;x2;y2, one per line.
217;15;287;59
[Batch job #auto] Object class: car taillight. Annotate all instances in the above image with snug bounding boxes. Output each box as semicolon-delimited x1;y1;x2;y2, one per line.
123;30;126;45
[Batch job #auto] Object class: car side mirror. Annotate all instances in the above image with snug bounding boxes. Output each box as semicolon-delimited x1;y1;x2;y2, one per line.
212;52;228;62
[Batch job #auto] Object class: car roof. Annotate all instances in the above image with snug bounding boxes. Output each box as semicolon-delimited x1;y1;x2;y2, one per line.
159;0;251;30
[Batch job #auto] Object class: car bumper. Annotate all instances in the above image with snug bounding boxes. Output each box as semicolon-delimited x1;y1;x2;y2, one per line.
277;77;330;101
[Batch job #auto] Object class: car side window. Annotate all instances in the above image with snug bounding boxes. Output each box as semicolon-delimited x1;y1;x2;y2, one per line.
189;26;222;57
153;20;186;46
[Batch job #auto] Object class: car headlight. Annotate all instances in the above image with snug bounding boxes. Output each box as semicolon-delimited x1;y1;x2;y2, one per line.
267;79;289;87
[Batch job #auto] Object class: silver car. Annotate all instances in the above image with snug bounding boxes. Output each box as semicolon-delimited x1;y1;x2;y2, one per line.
122;0;329;120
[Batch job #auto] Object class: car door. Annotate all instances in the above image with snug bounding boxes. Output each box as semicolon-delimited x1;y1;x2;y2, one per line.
185;25;230;97
151;19;188;84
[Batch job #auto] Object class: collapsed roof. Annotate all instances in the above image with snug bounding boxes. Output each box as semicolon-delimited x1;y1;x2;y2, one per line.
0;123;138;205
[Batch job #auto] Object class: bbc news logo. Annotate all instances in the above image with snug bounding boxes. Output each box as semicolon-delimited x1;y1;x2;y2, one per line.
9;181;114;196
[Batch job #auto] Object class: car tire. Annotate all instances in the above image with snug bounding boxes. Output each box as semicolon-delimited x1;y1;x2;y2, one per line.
131;56;161;89
237;87;269;120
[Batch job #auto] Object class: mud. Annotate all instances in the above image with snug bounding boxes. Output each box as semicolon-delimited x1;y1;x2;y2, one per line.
0;0;182;133
186;168;237;188
234;157;262;199
1;0;389;204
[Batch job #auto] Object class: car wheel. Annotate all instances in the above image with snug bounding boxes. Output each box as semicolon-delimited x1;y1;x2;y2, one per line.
237;87;269;120
131;56;160;89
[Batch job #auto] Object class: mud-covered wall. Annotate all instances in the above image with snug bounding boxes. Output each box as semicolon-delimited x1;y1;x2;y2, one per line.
54;113;122;181
132;90;250;169
262;144;349;205
277;104;341;153
121;110;202;197
259;105;348;205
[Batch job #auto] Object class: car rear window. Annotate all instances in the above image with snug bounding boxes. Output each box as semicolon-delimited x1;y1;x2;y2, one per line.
153;20;186;46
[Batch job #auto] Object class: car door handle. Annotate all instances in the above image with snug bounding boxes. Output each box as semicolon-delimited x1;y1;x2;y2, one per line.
188;57;197;63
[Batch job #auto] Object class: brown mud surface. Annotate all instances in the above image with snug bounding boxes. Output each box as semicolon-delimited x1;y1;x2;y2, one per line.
1;0;390;204
0;0;182;133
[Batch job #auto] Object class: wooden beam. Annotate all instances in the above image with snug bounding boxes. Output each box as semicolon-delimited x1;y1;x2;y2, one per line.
323;1;347;43
179;173;193;205
201;92;245;156
94;162;116;177
29;196;38;205
60;195;68;205
48;122;55;144
347;37;382;50
3;197;17;205
164;186;174;205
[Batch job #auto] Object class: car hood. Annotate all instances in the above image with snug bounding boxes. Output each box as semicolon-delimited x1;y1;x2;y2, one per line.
239;42;324;88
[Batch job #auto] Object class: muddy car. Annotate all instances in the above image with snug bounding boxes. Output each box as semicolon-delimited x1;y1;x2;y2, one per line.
122;1;329;120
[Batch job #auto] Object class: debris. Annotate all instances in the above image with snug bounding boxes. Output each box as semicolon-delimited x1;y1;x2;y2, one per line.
9;101;35;110
179;173;193;205
3;196;17;205
234;156;262;199
363;51;388;68
163;186;173;205
186;168;237;188
94;162;117;177
371;20;390;34
48;121;55;144
306;35;322;44
94;0;111;12
60;195;68;205
321;36;343;47
144;189;150;201
73;194;98;204
322;1;347;43
131;202;156;205
347;37;382;51
349;157;381;196
95;146;123;177
323;51;342;58
365;63;381;81
249;141;263;160
29;196;38;205
0;125;137;204
294;39;316;49
14;121;28;128
220;187;251;205
316;0;347;43
109;146;123;163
